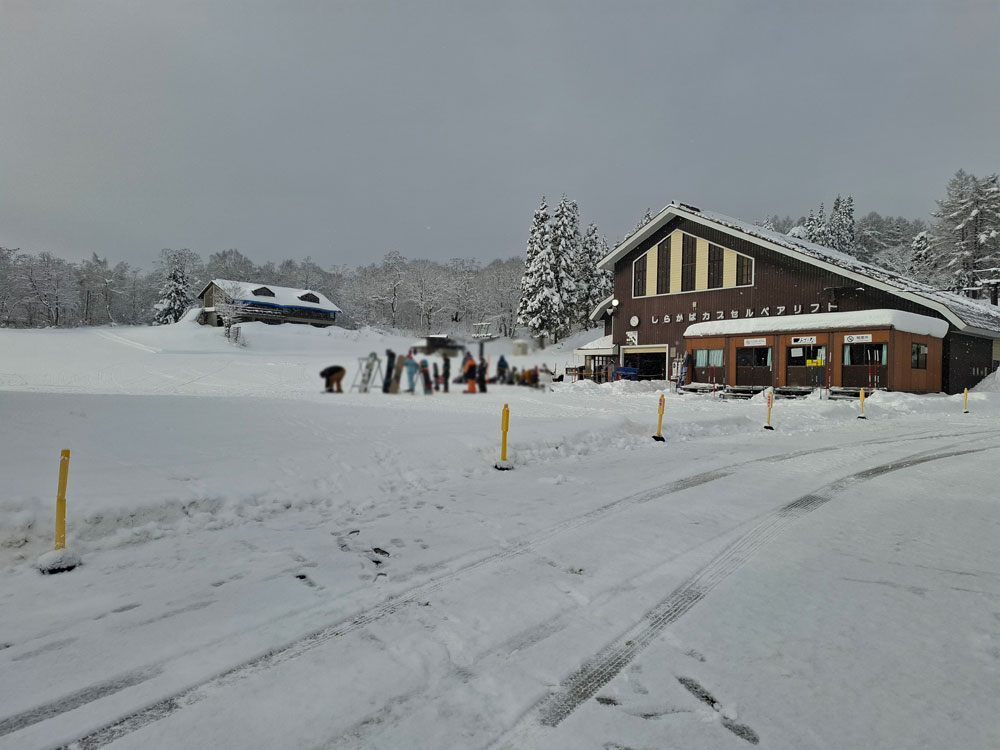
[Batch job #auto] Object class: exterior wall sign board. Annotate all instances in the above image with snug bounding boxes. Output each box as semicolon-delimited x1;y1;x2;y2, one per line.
743;338;767;346
844;333;873;343
791;336;817;345
626;330;638;346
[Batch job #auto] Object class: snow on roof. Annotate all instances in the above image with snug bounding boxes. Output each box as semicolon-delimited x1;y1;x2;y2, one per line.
573;333;617;356
600;202;1000;336
577;334;614;350
203;279;341;312
684;309;950;339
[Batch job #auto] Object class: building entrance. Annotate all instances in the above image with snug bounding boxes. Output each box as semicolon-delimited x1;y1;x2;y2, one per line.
786;344;827;388
735;347;772;387
622;352;667;380
842;342;887;389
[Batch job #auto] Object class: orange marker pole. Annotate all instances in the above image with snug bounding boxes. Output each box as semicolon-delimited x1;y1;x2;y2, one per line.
858;388;867;420
652;394;666;442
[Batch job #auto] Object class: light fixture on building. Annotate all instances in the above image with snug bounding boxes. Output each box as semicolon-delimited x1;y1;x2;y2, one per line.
611;298;620;312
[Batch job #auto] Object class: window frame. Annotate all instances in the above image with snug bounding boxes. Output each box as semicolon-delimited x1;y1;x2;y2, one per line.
707;244;724;289
656;240;671;295
911;342;928;370
681;235;697;292
632;254;647;298
736;254;753;286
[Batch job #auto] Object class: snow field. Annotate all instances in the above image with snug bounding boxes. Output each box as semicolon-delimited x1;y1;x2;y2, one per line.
2;322;999;750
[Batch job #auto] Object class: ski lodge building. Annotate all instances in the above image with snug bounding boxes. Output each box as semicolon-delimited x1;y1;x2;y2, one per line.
197;279;341;328
580;202;1000;394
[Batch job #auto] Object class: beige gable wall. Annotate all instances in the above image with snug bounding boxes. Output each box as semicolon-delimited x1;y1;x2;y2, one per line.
723;249;738;287
645;248;658;297
695;238;709;290
669;233;682;293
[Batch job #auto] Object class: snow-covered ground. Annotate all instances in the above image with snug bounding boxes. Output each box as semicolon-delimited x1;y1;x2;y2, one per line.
2;320;999;750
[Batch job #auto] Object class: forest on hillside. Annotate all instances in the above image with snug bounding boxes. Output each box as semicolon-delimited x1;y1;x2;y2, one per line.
2;169;997;337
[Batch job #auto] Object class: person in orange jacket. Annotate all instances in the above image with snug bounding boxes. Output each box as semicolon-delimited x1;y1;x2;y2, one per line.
463;353;477;392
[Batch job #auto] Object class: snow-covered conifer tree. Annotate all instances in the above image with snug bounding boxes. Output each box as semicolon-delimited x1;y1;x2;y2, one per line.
549;195;581;337
633;208;653;232
577;223;612;327
927;170;1000;292
828;195;856;255
153;250;195;325
517;197;560;344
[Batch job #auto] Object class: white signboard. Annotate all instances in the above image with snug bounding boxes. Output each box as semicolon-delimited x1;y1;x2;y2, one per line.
626;330;638;346
844;334;873;343
791;335;817;345
743;338;767;347
791;347;803;357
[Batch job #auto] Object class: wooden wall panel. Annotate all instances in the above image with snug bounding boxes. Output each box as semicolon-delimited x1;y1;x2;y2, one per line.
612;216;951;366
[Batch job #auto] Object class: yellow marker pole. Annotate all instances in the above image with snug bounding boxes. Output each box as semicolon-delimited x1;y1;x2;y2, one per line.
500;404;510;461
963;387;969;414
763;390;774;430
858;388;867;420
652;394;666;442
495;404;512;470
55;449;70;550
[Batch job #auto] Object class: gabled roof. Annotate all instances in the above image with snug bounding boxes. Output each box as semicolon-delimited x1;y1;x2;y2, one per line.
588;295;615;322
599;201;1000;337
198;279;341;312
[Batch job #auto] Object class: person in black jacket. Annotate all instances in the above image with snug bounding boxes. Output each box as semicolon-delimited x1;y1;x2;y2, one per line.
476;357;488;394
441;354;450;393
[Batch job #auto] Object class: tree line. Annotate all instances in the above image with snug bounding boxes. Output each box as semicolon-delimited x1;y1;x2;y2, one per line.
3;168;997;333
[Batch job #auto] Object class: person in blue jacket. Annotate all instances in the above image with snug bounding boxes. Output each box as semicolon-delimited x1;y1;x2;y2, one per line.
496;355;509;384
403;352;420;393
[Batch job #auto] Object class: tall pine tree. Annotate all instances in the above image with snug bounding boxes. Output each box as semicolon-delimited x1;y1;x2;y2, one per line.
926;170;1000;292
578;223;612;327
549;195;581;339
517;197;560;343
153;252;193;325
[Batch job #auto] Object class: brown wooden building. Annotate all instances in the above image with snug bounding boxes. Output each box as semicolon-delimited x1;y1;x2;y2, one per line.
588;202;1000;394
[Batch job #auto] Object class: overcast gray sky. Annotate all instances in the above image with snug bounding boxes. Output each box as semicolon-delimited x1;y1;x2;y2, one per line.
2;0;998;270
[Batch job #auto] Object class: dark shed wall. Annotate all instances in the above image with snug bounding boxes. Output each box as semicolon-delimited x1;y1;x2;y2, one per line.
942;332;994;394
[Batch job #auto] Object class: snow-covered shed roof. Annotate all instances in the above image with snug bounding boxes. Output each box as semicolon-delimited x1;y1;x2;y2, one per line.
199;279;341;312
573;334;617;356
684;309;950;339
598;202;1000;338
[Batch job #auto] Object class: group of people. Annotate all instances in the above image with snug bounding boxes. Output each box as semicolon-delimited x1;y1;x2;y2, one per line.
322;350;553;394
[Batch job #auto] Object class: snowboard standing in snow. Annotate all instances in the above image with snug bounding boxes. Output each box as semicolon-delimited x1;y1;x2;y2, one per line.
389;352;405;394
420;359;433;394
383;350;396;393
359;352;377;392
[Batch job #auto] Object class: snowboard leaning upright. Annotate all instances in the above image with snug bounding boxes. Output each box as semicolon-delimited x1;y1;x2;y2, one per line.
389;353;405;394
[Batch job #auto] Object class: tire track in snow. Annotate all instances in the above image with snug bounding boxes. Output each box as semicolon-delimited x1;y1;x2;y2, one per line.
30;427;998;750
499;441;1000;741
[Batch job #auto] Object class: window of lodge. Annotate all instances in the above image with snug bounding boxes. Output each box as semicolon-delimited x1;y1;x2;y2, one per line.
656;240;671;294
633;254;647;297
707;244;724;289
736;254;753;286
681;235;697;291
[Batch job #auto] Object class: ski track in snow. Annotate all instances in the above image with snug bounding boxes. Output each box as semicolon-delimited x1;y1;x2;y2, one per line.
31;427;999;750
488;439;1000;749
